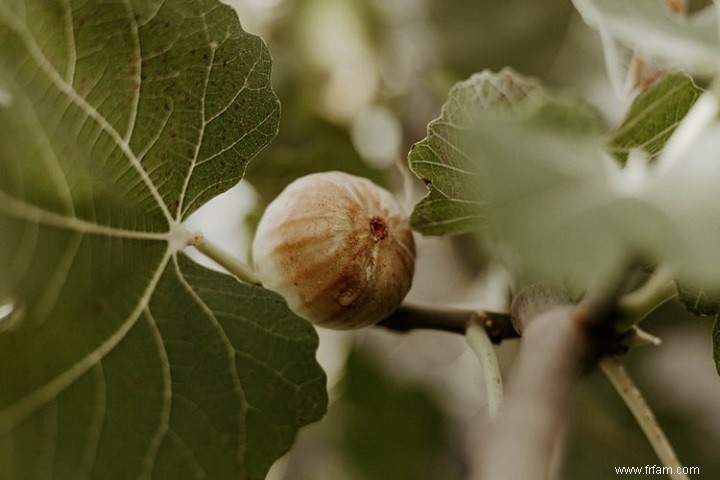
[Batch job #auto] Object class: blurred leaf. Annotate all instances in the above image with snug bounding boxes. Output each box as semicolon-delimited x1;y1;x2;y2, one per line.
646;122;720;285
676;281;720;316
338;350;456;480
472;105;720;287
0;1;326;478
410;65;720;288
467;92;642;286
610;73;703;164
413;69;720;287
571;0;720;75
429;0;574;80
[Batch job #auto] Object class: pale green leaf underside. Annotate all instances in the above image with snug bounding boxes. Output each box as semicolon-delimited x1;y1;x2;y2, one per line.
0;1;326;479
572;0;720;75
609;73;702;164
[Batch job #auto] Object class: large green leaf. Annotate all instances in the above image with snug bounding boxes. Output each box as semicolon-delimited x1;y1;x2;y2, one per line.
609;73;703;164
571;0;720;75
0;1;326;479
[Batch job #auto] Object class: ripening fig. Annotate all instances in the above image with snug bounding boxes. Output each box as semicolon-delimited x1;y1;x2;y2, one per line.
252;171;416;329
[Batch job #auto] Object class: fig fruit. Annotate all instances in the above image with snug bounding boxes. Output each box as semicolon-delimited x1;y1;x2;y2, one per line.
252;171;415;329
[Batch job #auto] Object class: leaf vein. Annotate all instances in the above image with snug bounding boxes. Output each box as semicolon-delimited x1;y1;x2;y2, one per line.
138;308;172;480
0;4;173;224
0;250;172;436
172;256;249;464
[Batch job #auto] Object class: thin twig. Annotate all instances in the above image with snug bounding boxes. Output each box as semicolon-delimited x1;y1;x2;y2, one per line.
600;357;690;480
466;322;504;418
190;234;259;284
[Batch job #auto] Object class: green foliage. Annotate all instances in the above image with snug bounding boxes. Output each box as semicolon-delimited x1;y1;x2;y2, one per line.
676;282;720;316
0;1;326;478
409;69;553;235
410;69;623;283
610;73;702;164
338;350;454;480
608;73;720;318
409;68;720;291
572;0;720;75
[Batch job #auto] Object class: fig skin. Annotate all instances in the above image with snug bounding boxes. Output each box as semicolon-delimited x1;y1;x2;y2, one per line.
252;171;415;329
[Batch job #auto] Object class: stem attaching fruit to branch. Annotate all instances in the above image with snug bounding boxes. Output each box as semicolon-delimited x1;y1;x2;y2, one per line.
190;233;260;285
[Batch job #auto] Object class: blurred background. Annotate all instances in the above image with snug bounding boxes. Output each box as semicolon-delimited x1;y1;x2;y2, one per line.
184;0;720;478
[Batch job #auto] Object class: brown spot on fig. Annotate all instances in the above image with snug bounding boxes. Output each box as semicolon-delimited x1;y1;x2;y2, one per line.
369;217;387;240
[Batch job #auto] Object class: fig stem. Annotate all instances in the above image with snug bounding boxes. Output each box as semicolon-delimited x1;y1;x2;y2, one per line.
191;234;260;285
466;321;504;419
617;265;677;331
600;357;690;480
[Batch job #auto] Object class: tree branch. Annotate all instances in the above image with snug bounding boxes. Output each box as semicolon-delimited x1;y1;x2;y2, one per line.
377;304;517;343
